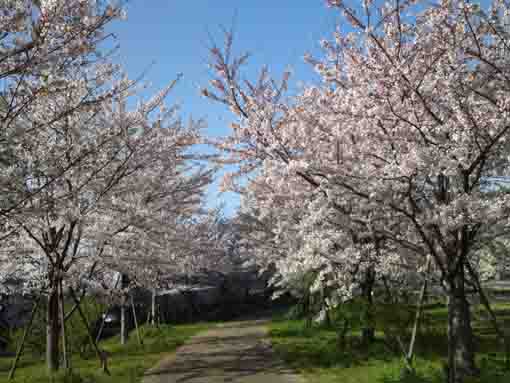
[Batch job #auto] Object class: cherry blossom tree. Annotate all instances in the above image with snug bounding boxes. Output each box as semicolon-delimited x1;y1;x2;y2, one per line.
203;2;510;381
100;164;215;343
0;65;213;371
0;0;130;227
0;0;217;373
236;171;412;342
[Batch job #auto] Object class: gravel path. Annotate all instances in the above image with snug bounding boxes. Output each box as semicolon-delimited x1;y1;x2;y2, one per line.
143;319;305;383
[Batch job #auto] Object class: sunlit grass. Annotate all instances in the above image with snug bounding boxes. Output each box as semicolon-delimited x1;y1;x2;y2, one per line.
0;323;210;383
270;303;510;383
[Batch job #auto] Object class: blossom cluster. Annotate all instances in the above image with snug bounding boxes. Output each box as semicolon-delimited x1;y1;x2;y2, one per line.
203;0;510;311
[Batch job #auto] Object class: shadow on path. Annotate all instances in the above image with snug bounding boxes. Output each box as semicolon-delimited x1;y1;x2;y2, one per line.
143;320;304;383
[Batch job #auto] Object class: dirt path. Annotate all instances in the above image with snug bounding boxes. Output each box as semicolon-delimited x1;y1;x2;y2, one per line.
143;319;305;383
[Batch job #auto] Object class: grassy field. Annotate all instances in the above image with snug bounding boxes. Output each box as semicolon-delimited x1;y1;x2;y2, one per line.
269;302;510;383
0;323;210;383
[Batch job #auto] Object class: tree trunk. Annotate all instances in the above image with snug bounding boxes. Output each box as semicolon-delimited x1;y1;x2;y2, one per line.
446;267;478;383
58;281;68;370
46;287;60;372
406;255;432;369
120;298;127;345
96;312;107;344
151;288;157;326
361;267;375;345
119;273;129;344
130;295;143;346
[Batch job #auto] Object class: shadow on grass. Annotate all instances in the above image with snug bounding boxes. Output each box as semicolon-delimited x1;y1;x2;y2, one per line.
378;368;510;383
270;306;510;383
378;369;443;383
0;323;209;383
270;320;395;370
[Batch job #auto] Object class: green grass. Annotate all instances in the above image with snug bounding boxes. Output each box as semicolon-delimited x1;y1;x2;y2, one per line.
0;323;210;383
270;303;510;383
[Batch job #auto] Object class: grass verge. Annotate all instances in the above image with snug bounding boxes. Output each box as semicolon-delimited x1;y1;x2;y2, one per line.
0;323;210;383
269;303;510;383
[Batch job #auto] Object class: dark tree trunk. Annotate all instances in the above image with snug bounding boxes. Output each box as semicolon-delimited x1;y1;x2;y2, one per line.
361;267;375;345
120;273;129;345
46;287;60;372
151;288;157;326
446;266;478;383
58;281;68;370
120;300;127;345
96;311;107;343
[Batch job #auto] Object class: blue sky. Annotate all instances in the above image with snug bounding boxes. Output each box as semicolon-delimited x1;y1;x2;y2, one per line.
108;1;338;216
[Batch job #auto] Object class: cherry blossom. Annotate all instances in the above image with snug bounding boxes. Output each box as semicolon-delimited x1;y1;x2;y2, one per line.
203;2;510;381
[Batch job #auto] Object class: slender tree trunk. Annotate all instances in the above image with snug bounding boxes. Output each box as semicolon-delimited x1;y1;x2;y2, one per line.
58;281;68;370
119;273;129;344
151;288;157;326
46;286;60;372
120;295;128;345
69;288;109;375
380;275;416;372
96;274;121;343
361;267;375;345
446;266;478;383
59;281;71;369
9;297;40;380
406;256;432;369
96;313;107;344
130;295;143;346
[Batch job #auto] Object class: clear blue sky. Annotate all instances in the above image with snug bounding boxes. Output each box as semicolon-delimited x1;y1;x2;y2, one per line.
109;1;338;216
